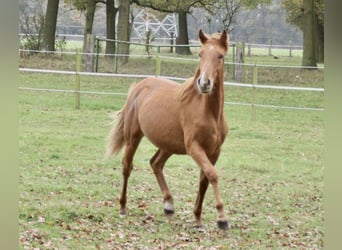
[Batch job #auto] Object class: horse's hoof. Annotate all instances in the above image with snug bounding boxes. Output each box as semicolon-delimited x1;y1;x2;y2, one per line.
194;224;206;232
164;208;174;216
119;209;126;217
164;201;174;216
217;220;230;230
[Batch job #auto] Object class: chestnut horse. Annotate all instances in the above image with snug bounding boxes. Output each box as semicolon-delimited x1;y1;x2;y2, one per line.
106;30;229;229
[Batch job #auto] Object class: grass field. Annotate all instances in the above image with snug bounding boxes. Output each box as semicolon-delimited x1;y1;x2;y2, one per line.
19;48;324;249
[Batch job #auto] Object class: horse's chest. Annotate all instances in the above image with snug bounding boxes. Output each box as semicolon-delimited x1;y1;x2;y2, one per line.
191;120;225;154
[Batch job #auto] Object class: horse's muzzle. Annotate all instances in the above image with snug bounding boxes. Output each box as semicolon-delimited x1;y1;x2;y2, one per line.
197;77;211;94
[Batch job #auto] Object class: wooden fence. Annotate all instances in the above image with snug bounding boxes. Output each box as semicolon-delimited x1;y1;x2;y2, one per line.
79;35;305;79
19;35;323;118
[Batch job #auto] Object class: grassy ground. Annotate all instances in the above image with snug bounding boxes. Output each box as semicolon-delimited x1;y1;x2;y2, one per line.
19;90;323;249
19;48;324;249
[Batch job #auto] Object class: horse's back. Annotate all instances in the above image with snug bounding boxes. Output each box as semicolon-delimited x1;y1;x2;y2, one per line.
127;77;181;113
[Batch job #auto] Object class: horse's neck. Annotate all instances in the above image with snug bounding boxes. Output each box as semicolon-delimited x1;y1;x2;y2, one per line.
180;70;225;120
204;75;225;121
190;71;224;122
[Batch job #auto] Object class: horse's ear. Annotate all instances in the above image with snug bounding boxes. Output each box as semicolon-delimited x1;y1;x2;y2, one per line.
220;30;229;51
199;29;208;44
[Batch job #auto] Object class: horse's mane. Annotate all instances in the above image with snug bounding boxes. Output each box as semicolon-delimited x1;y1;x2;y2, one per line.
176;68;200;102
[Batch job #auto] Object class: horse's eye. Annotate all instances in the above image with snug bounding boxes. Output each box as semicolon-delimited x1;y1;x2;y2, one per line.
198;53;202;58
218;54;224;59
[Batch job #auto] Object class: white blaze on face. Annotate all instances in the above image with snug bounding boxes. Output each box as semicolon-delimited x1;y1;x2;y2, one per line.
199;71;207;86
197;45;216;93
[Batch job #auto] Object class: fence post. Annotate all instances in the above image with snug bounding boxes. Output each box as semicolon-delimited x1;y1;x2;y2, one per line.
268;39;272;56
145;29;152;56
75;49;81;109
247;43;251;57
95;38;100;72
232;43;236;80
235;41;245;82
251;64;258;121
86;34;95;72
155;46;161;77
114;40;118;73
289;40;293;57
170;32;174;53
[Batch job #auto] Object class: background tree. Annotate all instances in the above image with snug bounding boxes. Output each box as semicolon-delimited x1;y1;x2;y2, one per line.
213;0;272;33
176;10;191;55
117;0;131;64
105;0;119;56
65;0;95;52
314;0;324;63
82;0;97;52
302;0;316;67
66;0;115;54
19;0;46;51
134;0;213;55
42;0;60;52
283;0;324;63
192;0;300;46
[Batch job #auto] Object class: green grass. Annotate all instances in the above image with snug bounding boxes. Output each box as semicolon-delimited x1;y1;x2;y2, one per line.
18;71;324;111
19;51;324;249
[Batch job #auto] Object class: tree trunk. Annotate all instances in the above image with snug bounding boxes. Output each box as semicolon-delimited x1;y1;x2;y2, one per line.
82;0;97;53
105;0;118;56
175;12;191;55
117;0;130;64
315;13;324;63
42;0;59;52
302;0;316;67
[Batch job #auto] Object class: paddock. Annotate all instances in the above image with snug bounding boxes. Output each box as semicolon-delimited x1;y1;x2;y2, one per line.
19;48;324;248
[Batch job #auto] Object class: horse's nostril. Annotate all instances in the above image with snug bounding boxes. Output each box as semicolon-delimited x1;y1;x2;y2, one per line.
197;77;210;90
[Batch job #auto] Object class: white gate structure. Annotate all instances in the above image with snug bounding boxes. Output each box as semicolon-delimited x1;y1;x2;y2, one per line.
131;9;177;44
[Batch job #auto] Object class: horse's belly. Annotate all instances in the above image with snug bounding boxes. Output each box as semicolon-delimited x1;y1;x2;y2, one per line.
145;128;186;154
140;113;186;154
136;80;186;154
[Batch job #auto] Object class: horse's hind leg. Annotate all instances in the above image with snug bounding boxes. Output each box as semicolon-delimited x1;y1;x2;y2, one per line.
150;149;173;215
119;133;143;215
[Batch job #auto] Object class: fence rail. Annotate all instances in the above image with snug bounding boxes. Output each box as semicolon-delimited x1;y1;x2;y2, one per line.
19;33;304;48
19;67;324;112
19;37;324;115
19;33;305;62
19;67;324;92
18;48;324;70
18;86;323;112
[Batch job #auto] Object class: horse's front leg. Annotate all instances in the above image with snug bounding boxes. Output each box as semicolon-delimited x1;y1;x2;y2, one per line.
193;151;220;227
188;142;229;230
193;170;209;227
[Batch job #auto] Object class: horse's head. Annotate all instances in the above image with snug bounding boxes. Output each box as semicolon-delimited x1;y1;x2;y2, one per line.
196;29;229;94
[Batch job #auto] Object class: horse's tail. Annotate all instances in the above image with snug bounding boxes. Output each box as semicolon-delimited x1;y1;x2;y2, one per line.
105;83;138;158
105;109;125;158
